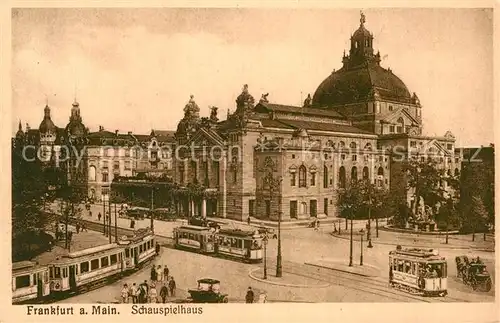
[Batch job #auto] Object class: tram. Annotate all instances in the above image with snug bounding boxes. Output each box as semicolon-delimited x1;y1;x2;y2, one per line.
389;246;447;297
215;229;263;263
118;228;157;270
12;261;50;304
48;243;126;296
173;225;216;254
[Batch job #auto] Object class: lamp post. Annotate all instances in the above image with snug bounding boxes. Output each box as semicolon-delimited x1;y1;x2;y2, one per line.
103;197;107;236
367;181;373;248
276;209;283;277
263;234;268;279
349;208;353;267
360;229;364;266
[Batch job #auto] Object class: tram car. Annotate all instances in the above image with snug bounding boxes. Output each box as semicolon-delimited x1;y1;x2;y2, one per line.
389;246;447;297
12;261;50;304
215;229;263;263
118;228;157;270
48;243;126;296
173;225;216;254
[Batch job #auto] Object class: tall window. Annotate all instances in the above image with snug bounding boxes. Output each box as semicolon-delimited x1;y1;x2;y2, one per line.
339;166;346;188
377;167;384;187
397;117;404;133
213;161;220;186
203;161;209;186
298;165;307;188
88;166;96;182
102;173;109;183
310;172;316;186
351;167;358;183
290;172;296;186
363;166;369;181
191;161;197;183
179;165;185;185
323;165;328;188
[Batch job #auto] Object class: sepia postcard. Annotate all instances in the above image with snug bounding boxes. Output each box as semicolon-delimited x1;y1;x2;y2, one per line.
1;2;498;323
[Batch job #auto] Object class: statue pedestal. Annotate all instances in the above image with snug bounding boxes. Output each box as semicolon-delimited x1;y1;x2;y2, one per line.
414;224;419;232
425;224;430;232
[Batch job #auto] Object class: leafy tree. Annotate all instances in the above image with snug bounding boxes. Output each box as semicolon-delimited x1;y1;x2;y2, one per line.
11;145;52;260
402;157;446;216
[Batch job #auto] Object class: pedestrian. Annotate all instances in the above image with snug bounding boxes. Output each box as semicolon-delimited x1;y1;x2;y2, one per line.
168;277;176;297
160;283;168;303
245;287;254;303
140;280;149;303
155;242;161;255
156;265;163;283
163;266;169;281
68;230;73;243
130;283;138;304
151;266;157;281
98;212;102;222
121;284;129;303
130;219;135;229
76;223;80;234
247;217;251;225
89;210;92;217
149;284;157;303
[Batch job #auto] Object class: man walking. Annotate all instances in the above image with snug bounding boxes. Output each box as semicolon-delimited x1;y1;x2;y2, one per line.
245;287;254;303
168;277;176;297
98;212;102;222
160;283;168;303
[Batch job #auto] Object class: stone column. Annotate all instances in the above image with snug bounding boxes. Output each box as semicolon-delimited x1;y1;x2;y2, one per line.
190;199;195;217
201;199;207;218
370;153;375;184
206;159;211;188
183;159;188;185
219;152;227;218
332;155;337;189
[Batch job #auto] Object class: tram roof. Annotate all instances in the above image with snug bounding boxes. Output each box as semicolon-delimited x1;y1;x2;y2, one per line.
12;261;45;274
177;225;212;231
218;228;257;237
50;246;125;265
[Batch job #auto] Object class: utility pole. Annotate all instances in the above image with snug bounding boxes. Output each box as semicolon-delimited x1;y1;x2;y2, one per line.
114;201;118;242
263;235;268;280
103;198;107;236
64;199;68;249
108;195;112;243
360;229;364;266
349;208;354;266
367;181;373;248
151;187;155;233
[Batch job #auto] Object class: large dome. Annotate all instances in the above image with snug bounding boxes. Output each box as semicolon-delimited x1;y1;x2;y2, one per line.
312;63;412;107
39;105;57;133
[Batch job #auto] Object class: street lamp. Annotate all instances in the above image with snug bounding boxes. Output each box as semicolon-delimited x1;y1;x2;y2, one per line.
349;208;353;267
263;234;268;279
367;181;373;248
359;229;364;266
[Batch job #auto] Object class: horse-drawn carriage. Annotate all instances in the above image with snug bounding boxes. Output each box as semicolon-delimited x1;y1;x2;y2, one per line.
184;278;229;303
455;256;492;292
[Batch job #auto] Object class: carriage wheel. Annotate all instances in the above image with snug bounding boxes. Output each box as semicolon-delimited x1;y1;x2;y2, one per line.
482;278;492;292
471;278;478;291
221;296;228;303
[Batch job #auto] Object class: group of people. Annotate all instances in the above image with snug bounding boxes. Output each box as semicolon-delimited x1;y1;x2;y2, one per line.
120;264;177;304
74;222;88;234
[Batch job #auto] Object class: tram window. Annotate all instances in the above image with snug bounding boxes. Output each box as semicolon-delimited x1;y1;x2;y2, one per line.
443;263;447;277
15;275;31;289
62;268;68;278
80;262;89;273
413;263;418;275
139;245;143;253
151;239;155;247
237;240;243;248
49;267;54;279
33;274;37;285
90;259;99;270
119;253;122;261
393;259;397;270
43;271;49;283
397;261;404;272
125;249;130;258
54;267;61;278
243;240;250;249
147;241;151;249
101;256;109;267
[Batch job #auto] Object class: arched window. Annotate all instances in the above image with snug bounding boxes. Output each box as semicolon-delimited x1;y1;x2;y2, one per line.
377;167;384;187
323;165;329;188
299;165;307;188
339;166;346;188
88;165;96;182
339;141;346;149
364;143;372;151
454;168;460;177
351;166;358;183
362;166;369;181
350;142;357;149
397;117;405;133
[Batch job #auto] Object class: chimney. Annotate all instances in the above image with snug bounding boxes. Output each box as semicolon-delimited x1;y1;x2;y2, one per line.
128;131;132;135
115;130;119;136
99;125;104;132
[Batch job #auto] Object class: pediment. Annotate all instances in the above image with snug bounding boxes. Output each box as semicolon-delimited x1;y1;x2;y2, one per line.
381;107;420;126
419;139;451;156
187;127;225;147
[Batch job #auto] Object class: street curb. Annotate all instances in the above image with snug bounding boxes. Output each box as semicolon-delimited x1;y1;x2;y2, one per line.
329;232;495;252
304;262;379;278
248;268;330;288
379;226;460;236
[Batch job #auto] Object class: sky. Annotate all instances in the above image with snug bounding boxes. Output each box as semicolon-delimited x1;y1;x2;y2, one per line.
11;8;494;146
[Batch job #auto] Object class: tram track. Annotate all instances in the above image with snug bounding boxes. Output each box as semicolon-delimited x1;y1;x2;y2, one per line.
264;259;469;303
72;218;470;303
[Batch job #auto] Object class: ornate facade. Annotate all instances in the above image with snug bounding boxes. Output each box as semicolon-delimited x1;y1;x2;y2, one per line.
172;13;461;222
